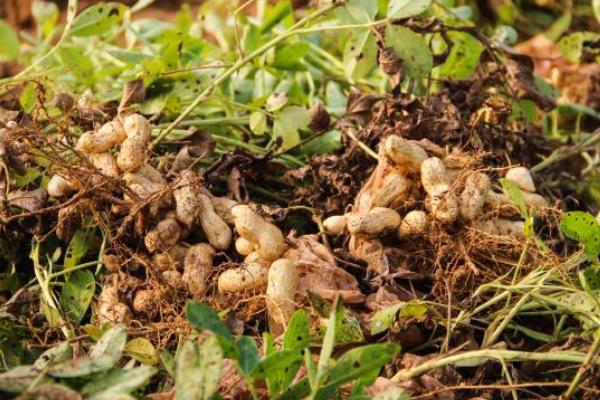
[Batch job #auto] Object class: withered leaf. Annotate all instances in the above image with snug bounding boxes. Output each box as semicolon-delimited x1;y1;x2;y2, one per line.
119;79;146;110
7;188;47;212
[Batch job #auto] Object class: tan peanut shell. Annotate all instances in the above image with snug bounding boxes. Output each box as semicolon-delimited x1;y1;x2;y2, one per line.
266;258;299;335
123;113;152;143
199;194;232;250
117;137;146;172
76;120;126;153
323;215;347;236
371;170;410;208
132;289;158;319
459;172;491;221
47;175;76;197
153;244;188;272
90;152;120;177
97;282;130;323
421;157;450;196
347;207;401;235
231;205;286;261
217;262;269;293
505;166;535;192
161;270;185;290
398;210;427;237
173;170;202;226
235;237;255;256
183;243;215;298
384;135;428;172
144;218;181;253
474;218;525;238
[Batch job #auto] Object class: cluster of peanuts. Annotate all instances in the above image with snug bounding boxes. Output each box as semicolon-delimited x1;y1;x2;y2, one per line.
322;135;549;274
45;113;300;333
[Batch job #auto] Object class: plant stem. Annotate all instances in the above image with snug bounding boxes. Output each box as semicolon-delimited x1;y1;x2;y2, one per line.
564;328;600;399
391;349;593;382
152;3;339;147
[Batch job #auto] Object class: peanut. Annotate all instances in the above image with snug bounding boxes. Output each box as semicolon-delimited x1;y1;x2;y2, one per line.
384;135;428;172
473;218;525;238
76;119;126;153
47;175;76;198
347;207;401;235
266;258;299;335
173;170;202;226
183;243;215;298
144;218;181;253
97;282;130;323
459;172;491;221
217;262;269;293
235;237;255;256
398;210;427;237
89;152;120;178
231;205;286;262
323;215;347;236
505;166;535;192
199;194;232;250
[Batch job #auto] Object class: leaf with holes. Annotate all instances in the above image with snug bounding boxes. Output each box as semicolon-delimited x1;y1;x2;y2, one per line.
343;29;378;80
435;31;484;80
70;2;127;37
175;336;222;400
63;227;95;270
60;269;95;323
560;211;600;262
557;32;600;63
385;24;433;79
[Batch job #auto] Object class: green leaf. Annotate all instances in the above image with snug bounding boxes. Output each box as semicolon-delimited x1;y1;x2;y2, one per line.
33;342;73;369
260;1;292;33
557;32;600;63
317;297;343;381
60;269;95;323
435;31;483;80
160;349;176;378
20;82;37;114
272;42;310;71
237;336;260;377
49;325;127;377
63;227;95;270
273;106;310;150
0;366;38;393
284;310;311;351
343;29;378;80
175;336;223;400
0;20;20;61
560;211;600;261
32;1;59;39
18;383;81;400
370;303;403;335
249;111;267;135
124;337;158;365
70;2;127;37
83;366;156;400
339;0;379;24
278;377;311;400
251;350;302;379
387;0;430;18
14;167;42;188
500;178;528;217
186;302;235;355
385;24;433;79
579;264;600;292
322;343;400;388
301;130;342;156
335;313;364;344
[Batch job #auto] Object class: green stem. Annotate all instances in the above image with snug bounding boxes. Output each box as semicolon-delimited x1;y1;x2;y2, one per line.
564;328;600;399
48;260;104;280
391;349;593;382
152;3;339;147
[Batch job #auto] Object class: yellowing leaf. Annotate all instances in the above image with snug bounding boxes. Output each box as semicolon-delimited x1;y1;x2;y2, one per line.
125;338;159;365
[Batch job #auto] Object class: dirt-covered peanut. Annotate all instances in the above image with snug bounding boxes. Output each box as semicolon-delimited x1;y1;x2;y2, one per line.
425;191;459;224
76;119;126;153
138;163;165;184
371;171;410;209
486;190;549;215
398;210;427;237
161;270;185;290
266;258;299;335
47;175;76;197
199;194;232;250
231;205;286;262
421;157;450;196
132;289;158;319
209;194;238;224
323;215;347;236
505;166;535;192
117;137;146;172
97;282;130;323
473;218;525;237
173;170;201;226
124;171;172;213
384;135;428;172
235;237;255;256
347;207;401;235
153;244;188;272
89;152;120;177
183;243;215;298
459;172;491;221
144;218;181;253
123;113;152;143
217;262;269;293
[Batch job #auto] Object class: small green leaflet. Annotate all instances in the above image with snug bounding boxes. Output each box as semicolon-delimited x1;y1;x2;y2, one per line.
175;337;222;400
338;0;378;24
32;0;59;40
69;2;127;37
273;106;310;150
64;227;96;270
500;178;528;217
83;366;156;400
249;111;267;135
343;29;378;80
60;269;95;323
385;24;433;79
237;336;260;376
0;20;20;61
124;337;159;365
435;31;483;80
387;0;431;19
557;32;600;63
370;301;428;335
560;211;600;262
